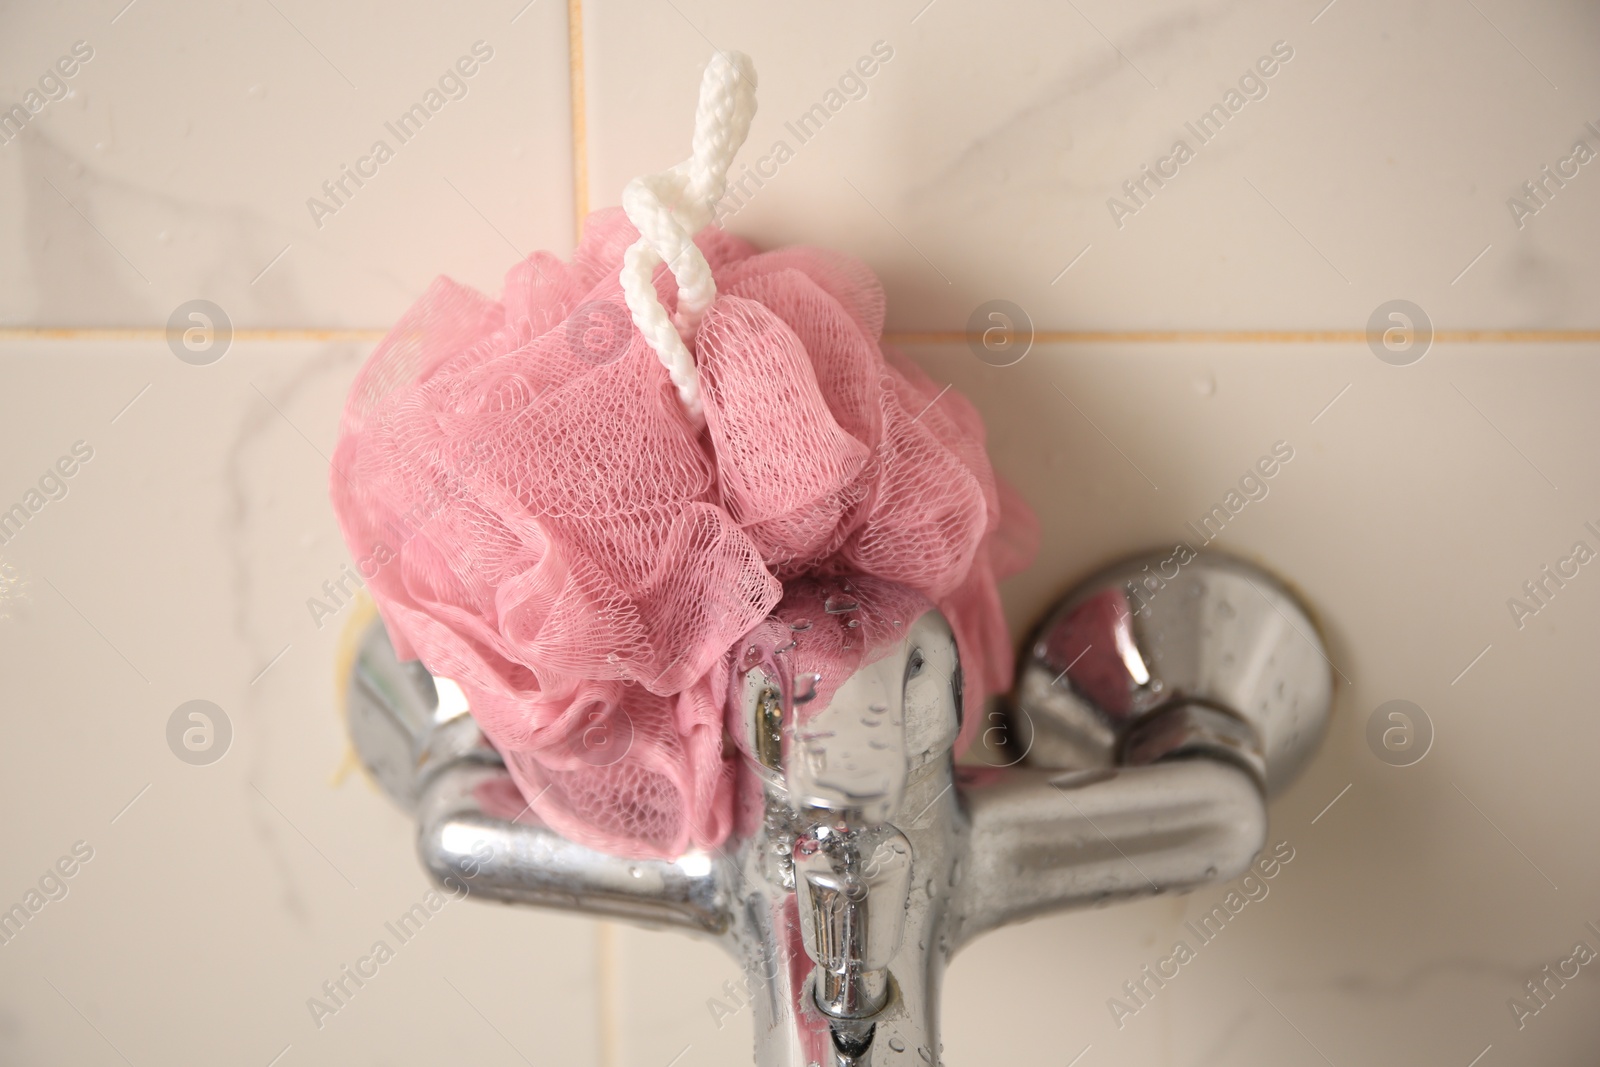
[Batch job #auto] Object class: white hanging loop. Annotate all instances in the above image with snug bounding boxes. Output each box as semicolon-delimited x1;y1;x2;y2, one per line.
620;51;757;425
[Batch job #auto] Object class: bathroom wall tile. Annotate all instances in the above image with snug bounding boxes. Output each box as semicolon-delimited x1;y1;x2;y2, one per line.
611;923;751;1067
918;339;1600;1065
0;341;598;1066
0;0;574;328
592;340;1600;1064
583;0;1600;332
3;336;1597;1064
6;2;1600;1062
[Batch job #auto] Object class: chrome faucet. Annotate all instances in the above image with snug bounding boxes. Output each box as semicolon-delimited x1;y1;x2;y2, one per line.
346;550;1331;1066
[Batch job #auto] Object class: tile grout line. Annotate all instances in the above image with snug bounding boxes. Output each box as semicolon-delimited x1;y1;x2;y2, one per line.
568;0;588;246
7;328;1600;344
889;329;1600;344
597;920;618;1067
12;8;1600;348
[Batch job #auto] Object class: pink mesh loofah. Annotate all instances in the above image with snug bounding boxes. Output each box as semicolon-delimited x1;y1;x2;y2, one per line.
331;208;1037;859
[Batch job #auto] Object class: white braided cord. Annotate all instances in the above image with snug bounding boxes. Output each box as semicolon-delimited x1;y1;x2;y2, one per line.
619;51;757;424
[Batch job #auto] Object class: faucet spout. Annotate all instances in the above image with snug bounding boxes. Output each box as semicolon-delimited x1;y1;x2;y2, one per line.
724;754;964;1067
723;580;964;1064
346;551;1333;1067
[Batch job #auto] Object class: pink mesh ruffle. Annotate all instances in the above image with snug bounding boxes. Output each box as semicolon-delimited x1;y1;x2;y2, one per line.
331;208;1038;859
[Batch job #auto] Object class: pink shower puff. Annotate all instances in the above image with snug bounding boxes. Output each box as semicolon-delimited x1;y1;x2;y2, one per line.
330;207;1037;859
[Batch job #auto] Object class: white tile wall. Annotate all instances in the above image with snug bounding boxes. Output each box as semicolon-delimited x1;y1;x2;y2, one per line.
0;341;601;1065
2;1;1598;1065
0;0;574;328
586;0;1600;332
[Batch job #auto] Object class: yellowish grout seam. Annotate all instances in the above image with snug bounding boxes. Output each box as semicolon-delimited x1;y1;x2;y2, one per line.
0;328;387;342
891;329;1600;344
568;0;588;246
7;3;1596;349
569;19;621;1067
6;14;1597;349
596;920;618;1067
3;327;1599;344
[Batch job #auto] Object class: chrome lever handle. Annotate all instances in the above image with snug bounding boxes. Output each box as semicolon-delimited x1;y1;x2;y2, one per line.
732;601;960;1036
794;823;913;1018
346;551;1333;1067
952;760;1265;948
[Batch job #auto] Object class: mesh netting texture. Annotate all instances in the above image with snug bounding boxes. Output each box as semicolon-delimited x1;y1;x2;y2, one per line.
331;208;1038;859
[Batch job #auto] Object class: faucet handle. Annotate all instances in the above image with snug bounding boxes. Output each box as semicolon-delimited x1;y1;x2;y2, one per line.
346;622;499;813
1016;548;1331;794
727;578;960;1030
343;549;1335;1067
794;823;913;1018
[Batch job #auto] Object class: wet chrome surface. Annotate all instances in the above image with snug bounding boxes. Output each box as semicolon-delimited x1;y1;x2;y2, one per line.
1015;548;1332;795
347;551;1332;1066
